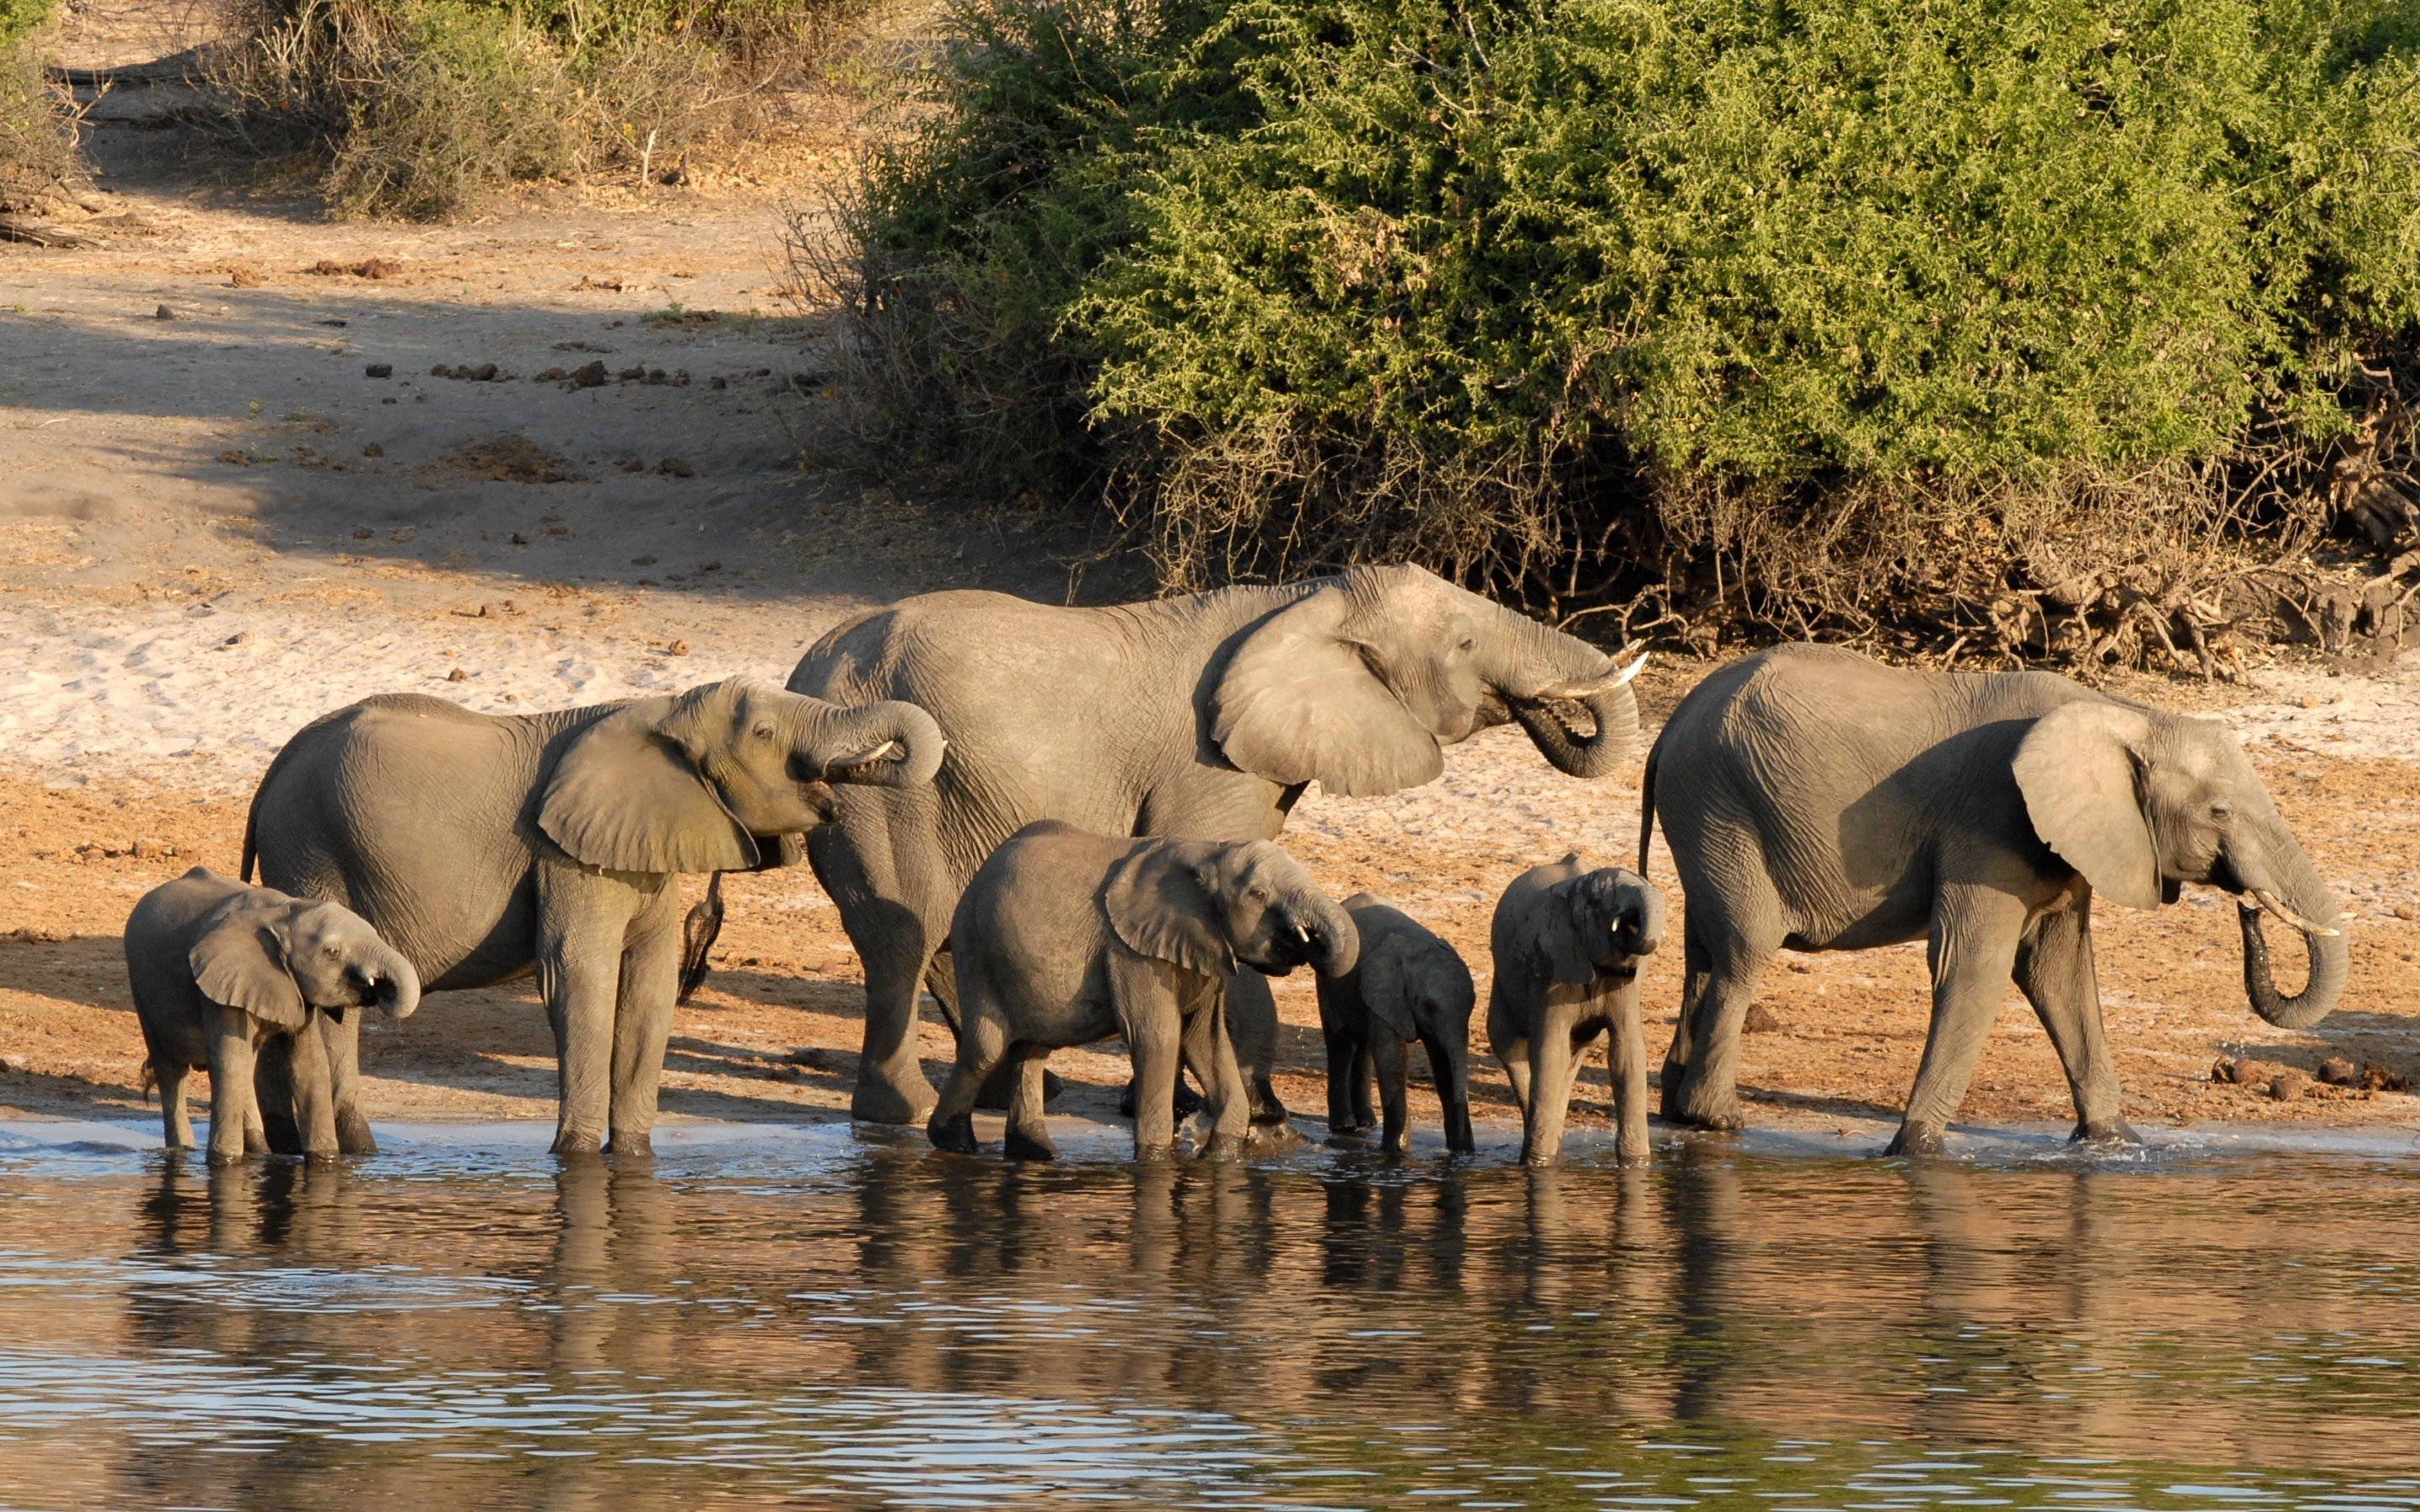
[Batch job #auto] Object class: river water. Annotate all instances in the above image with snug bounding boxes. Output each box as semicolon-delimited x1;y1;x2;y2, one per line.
0;1119;2416;1509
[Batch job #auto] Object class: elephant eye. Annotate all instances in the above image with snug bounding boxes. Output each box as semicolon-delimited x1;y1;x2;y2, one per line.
754;723;776;740
1458;636;1476;653
324;944;342;958
2208;801;2231;818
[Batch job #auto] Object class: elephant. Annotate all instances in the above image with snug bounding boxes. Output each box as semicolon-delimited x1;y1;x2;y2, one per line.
125;868;420;1163
1314;893;1476;1154
242;677;944;1156
1644;643;2348;1155
929;822;1359;1162
1486;855;1665;1167
786;561;1645;1126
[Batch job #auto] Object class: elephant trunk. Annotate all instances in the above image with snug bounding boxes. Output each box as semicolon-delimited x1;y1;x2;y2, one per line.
1493;610;1643;780
2233;834;2347;1032
807;700;946;790
1426;1032;1476;1155
1292;892;1360;979
366;946;420;1021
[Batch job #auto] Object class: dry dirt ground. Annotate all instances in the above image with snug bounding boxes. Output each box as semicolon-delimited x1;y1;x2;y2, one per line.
3;4;2419;1153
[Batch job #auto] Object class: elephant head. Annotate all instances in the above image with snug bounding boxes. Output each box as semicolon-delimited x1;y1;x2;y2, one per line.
192;895;421;1031
1106;839;1360;980
2014;701;2345;1030
1344;893;1479;1154
538;678;945;874
1211;564;1644;798
1518;860;1665;986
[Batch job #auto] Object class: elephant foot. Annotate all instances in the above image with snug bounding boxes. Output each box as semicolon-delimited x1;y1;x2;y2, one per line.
1665;1081;1746;1131
1883;1122;1947;1158
335;1110;378;1157
1246;1120;1303;1152
550;1126;608;1158
928;1113;980;1155
206;1147;246;1168
1002;1126;1060;1163
852;1073;939;1127
605;1131;655;1159
1134;1140;1176;1163
1247;1074;1290;1126
1520;1145;1560;1168
2070;1118;2141;1147
1200;1131;1244;1163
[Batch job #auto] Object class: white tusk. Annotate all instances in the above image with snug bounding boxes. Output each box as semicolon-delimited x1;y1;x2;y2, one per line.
1292;922;1312;943
1535;652;1649;701
1612;650;1648;687
839;739;901;766
2238;889;2341;937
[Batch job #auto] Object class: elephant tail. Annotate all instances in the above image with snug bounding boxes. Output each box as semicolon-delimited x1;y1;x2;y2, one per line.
678;871;727;1005
1637;739;1660;874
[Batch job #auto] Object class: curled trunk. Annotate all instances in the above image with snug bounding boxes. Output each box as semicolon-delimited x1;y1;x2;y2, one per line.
2235;834;2347;1031
366;945;421;1021
1493;609;1642;780
1299;892;1360;979
810;701;946;789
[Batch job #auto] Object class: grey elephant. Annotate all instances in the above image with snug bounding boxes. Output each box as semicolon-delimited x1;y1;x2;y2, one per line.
125;868;420;1163
1645;643;2346;1155
1487;856;1665;1167
243;677;944;1156
788;561;1645;1126
1314;894;1476;1155
929;822;1359;1162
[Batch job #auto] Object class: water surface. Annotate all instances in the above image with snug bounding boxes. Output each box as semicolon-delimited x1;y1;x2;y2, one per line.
1;1119;2416;1509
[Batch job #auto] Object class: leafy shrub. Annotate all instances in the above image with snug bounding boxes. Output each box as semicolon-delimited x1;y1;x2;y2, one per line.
826;0;2420;662
210;0;870;218
0;0;52;46
1;3;77;213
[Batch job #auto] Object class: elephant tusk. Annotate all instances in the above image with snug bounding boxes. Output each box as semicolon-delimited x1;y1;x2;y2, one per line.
1534;652;1649;701
841;739;902;765
2238;890;2341;937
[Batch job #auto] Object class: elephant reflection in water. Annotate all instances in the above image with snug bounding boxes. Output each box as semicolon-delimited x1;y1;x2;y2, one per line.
547;1158;679;1380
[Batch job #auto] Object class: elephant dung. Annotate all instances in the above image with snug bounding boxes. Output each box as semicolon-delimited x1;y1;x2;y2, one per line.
2267;1068;2313;1103
2317;1056;2359;1086
1742;1004;1784;1035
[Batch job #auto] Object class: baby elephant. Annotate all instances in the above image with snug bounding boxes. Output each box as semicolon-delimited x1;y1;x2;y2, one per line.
1487;854;1664;1167
125;869;420;1163
1315;894;1476;1155
932;822;1358;1162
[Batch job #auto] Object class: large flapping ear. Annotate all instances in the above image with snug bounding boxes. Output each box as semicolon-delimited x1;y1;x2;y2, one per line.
2012;701;2161;910
189;902;309;1032
539;696;760;875
1532;881;1602;986
1211;578;1444;798
1102;842;1237;978
1355;932;1422;1042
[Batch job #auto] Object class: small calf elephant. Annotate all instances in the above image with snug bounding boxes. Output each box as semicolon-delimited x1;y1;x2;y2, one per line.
930;822;1359;1162
1314;894;1476;1154
1487;855;1665;1167
125;868;420;1163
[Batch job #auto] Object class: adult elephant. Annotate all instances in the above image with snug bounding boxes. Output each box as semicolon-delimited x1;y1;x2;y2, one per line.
1644;643;2347;1155
243;678;944;1156
788;562;1645;1125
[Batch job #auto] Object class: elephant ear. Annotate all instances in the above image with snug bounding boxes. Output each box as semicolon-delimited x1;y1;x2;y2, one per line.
1102;843;1236;978
1356;932;1421;1042
1530;878;1600;986
2012;701;2161;910
1210;584;1444;799
539;699;760;875
189;902;309;1032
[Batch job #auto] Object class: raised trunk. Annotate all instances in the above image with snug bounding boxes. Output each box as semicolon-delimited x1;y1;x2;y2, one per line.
809;700;946;789
1492;610;1642;780
2235;832;2346;1031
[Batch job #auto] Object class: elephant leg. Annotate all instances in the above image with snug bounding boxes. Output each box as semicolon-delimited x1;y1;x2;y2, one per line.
1371;1033;1411;1156
1350;1042;1376;1131
537;872;641;1157
286;1023;340;1161
1889;886;2028;1157
321;1011;375;1156
927;995;1007;1156
242;1103;268;1157
810;809;949;1127
2014;900;2134;1145
252;1032;302;1155
1184;1004;1249;1162
203;1011;256;1167
156;1062;192;1151
1223;969;1289;1126
1322;1025;1365;1137
1609;985;1652;1167
1660;909;1781;1131
1002;1048;1059;1163
606;888;684;1158
1126;1005;1183;1163
1521;1009;1579;1168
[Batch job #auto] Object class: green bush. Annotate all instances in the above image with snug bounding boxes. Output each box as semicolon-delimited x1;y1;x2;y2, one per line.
831;0;2420;656
0;0;52;46
213;0;867;218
